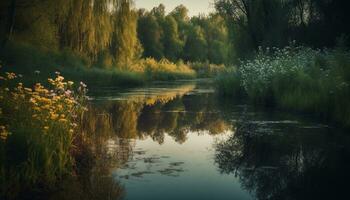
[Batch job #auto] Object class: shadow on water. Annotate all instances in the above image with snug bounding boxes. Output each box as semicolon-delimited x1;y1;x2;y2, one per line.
214;108;350;200
41;79;350;200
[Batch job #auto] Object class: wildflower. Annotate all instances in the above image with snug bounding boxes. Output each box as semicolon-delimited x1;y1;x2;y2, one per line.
6;72;16;79
0;126;8;140
71;123;78;128
67;81;74;86
56;75;64;82
50;113;59;120
24;87;32;92
59;118;68;123
43;126;49;130
80;81;87;88
5;88;9;92
69;129;74;134
34;70;41;74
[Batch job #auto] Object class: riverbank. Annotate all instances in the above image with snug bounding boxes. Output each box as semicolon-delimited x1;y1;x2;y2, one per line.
216;46;350;127
0;42;196;88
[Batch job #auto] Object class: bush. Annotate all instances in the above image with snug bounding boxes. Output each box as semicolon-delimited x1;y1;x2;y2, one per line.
216;46;350;127
132;58;196;80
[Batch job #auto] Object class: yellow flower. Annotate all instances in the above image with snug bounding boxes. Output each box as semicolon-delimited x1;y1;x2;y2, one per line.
41;105;51;110
43;126;49;131
59;118;67;123
0;125;9;140
68;81;74;86
69;129;74;134
24;87;32;92
50;113;59;120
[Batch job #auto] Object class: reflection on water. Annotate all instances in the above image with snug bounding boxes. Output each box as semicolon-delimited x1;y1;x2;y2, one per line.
62;79;350;200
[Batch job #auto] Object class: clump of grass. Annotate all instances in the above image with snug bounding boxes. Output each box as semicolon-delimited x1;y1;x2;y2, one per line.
0;69;88;198
216;46;350;127
215;67;243;97
189;62;226;78
132;58;196;81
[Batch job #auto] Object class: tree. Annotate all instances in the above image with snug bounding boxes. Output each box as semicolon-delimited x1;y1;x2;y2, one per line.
162;16;183;61
170;5;189;41
137;12;164;60
183;25;207;62
112;0;141;68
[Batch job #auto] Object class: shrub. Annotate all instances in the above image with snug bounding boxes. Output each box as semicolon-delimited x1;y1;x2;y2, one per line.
216;46;350;127
132;58;196;80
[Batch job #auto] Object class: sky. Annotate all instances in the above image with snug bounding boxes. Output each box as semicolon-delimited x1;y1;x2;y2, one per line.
134;0;214;16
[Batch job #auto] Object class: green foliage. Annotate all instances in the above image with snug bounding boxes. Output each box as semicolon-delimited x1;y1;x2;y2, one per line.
162;16;183;62
136;5;231;65
137;13;164;59
216;46;350;127
0;0;142;70
189;62;226;78
214;0;350;62
112;0;142;68
183;26;208;62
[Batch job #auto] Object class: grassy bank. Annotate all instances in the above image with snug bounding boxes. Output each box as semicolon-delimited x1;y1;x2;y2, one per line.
216;46;350;127
0;42;196;88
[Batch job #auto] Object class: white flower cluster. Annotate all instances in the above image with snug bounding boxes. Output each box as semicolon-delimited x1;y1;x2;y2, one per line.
238;46;321;95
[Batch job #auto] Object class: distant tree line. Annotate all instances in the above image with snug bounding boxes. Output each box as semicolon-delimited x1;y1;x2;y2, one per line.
137;4;231;64
1;0;349;68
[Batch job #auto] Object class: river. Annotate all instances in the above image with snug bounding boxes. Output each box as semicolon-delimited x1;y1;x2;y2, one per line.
52;79;350;200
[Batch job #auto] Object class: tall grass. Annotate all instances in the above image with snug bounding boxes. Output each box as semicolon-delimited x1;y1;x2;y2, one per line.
132;58;196;80
188;62;226;78
216;46;350;127
0;69;88;198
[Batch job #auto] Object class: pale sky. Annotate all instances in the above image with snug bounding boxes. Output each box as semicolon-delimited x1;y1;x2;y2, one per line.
134;0;214;16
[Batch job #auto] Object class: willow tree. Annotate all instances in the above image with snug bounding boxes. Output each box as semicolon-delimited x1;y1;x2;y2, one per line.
57;0;115;60
112;0;141;69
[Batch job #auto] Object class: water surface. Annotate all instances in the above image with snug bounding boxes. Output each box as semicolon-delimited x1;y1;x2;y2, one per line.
79;79;350;200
